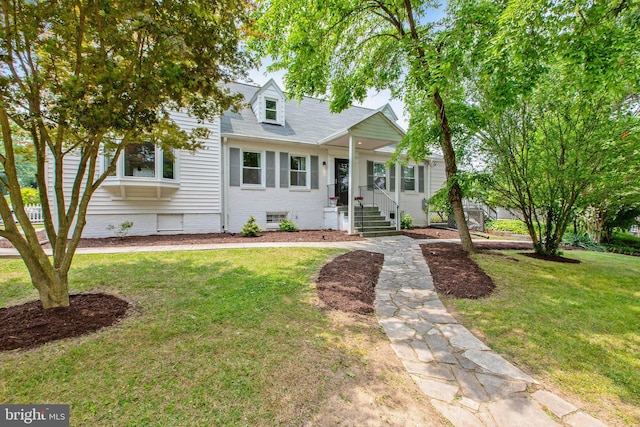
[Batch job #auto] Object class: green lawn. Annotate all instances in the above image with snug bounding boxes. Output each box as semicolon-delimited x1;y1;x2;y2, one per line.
0;248;380;426
445;250;640;425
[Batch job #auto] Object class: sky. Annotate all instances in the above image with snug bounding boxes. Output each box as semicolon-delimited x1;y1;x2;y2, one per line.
244;2;448;131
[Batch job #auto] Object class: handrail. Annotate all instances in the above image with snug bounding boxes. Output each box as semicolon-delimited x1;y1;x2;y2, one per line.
358;184;399;229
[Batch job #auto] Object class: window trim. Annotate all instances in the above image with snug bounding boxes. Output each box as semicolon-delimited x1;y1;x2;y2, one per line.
403;165;416;192
289;154;310;188
241;150;265;187
265;98;278;123
103;142;178;182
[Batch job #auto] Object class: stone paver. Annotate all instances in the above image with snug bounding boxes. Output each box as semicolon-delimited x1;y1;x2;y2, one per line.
532;390;577;418
370;235;609;427
488;398;560;427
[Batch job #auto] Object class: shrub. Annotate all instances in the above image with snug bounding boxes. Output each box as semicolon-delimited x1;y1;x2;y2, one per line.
241;216;262;237
609;232;640;249
400;213;414;229
279;218;298;232
106;221;134;238
561;231;604;252
5;188;40;206
485;219;531;235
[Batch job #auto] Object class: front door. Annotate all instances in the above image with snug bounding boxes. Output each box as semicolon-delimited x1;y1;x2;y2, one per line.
335;158;349;206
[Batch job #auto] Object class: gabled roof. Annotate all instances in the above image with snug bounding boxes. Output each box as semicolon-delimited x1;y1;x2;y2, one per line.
248;78;285;105
220;82;405;145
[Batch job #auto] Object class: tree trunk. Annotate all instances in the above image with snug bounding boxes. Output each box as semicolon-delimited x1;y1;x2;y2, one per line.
37;276;70;309
433;91;476;253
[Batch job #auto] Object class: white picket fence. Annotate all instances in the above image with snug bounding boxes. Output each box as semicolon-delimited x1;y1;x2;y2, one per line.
0;204;44;225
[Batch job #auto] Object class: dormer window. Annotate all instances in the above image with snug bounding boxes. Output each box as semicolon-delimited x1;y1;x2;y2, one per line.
249;79;286;126
265;98;278;122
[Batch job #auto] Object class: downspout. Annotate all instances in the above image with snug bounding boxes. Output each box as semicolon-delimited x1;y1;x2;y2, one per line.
221;136;228;233
395;159;401;231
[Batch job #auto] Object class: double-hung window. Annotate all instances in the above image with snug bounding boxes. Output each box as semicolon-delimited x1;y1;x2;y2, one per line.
290;155;308;187
242;151;262;185
265;99;278;121
373;162;387;190
403;165;416;191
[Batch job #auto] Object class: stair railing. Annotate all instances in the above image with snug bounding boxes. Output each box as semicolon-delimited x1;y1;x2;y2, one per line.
358;184;399;229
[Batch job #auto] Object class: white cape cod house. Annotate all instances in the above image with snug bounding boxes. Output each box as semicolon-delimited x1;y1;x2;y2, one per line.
51;79;446;238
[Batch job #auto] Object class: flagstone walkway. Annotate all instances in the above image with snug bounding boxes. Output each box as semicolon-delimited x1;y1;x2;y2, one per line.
371;235;607;427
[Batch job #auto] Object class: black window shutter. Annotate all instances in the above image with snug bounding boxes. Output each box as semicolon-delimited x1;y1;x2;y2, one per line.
401;166;406;192
266;151;276;187
389;165;395;192
418;165;425;193
279;152;289;188
229;147;240;186
367;161;373;189
310;156;319;189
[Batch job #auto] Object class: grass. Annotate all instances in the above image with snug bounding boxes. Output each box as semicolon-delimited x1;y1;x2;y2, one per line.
0;248;391;426
444;250;640;425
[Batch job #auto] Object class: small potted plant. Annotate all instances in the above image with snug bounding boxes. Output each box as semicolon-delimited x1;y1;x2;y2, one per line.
354;195;364;201
328;196;339;206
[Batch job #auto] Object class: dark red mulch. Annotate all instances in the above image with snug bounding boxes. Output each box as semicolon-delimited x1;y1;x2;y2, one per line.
47;230;362;248
1;230;362;249
523;253;580;263
316;250;384;314
0;293;130;352
421;243;497;299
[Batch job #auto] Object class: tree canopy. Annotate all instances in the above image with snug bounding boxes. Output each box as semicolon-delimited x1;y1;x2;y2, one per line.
0;0;253;307
252;0;477;252
469;0;640;254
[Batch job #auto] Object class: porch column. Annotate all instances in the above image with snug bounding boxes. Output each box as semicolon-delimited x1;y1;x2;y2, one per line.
348;133;356;234
395;160;401;231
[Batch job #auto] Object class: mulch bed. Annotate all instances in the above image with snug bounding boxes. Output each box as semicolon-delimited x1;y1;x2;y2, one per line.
316;250;384;314
31;230;360;249
421;243;497;299
0;294;130;352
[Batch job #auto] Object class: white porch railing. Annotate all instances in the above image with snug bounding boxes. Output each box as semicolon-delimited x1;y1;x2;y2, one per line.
0;204;44;225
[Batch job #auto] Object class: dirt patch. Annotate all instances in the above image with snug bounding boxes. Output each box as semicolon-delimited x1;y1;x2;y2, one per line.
306;311;448;427
316;250;384;314
0;293;130;352
402;227;461;240
421;243;496;299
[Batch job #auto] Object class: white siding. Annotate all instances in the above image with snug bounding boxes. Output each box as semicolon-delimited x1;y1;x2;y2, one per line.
50;111;223;238
429;160;447;197
351;114;403;142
